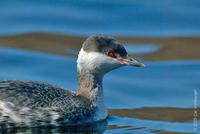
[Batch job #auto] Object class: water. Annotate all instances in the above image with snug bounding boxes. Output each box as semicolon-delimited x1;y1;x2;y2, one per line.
0;47;199;134
0;0;200;36
0;0;200;133
124;44;161;54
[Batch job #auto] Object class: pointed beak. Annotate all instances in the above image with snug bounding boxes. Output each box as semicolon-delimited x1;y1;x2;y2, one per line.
115;56;145;67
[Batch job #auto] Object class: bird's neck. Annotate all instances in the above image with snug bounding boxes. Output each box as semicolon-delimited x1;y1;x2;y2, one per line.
76;67;107;121
76;68;104;101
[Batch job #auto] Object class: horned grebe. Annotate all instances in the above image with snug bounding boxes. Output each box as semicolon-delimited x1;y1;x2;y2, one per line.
0;35;144;128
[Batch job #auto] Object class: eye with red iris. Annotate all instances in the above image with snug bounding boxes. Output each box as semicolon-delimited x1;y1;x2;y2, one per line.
107;51;115;57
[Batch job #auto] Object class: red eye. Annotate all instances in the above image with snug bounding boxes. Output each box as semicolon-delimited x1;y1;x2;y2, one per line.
108;51;115;57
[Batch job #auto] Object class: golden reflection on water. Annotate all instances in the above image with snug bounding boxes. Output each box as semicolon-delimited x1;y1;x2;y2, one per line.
109;107;200;122
0;33;200;61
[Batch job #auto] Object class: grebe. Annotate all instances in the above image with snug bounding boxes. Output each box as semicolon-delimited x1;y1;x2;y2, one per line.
0;35;144;128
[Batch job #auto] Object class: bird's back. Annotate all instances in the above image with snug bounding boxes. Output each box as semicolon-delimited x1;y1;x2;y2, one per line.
0;80;95;128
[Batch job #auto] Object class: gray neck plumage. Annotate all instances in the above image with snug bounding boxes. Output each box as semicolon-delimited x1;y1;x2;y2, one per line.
76;67;107;121
76;68;104;101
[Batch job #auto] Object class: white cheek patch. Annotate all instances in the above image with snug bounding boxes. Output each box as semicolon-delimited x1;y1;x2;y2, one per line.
77;49;122;74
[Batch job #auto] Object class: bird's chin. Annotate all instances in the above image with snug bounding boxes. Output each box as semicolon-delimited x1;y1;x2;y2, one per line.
99;64;124;74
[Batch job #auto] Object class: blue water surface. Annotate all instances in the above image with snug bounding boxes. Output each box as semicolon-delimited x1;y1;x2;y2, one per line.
0;0;200;36
124;44;161;54
0;47;199;134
